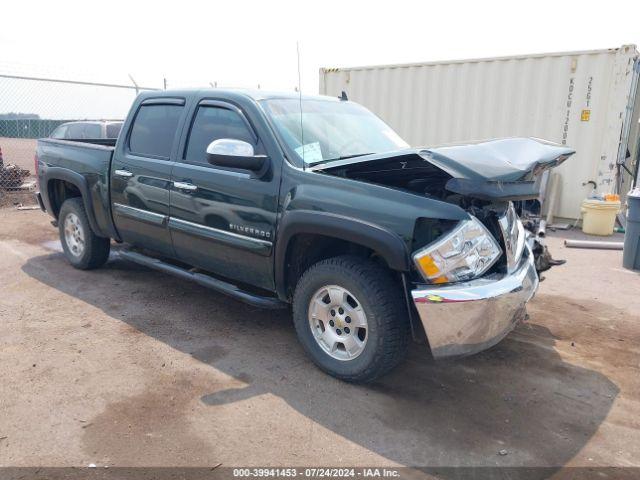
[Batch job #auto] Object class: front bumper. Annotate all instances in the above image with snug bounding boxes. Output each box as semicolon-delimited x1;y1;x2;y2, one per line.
411;247;539;359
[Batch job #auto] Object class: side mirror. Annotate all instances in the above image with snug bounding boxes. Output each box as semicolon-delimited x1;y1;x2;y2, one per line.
206;139;268;172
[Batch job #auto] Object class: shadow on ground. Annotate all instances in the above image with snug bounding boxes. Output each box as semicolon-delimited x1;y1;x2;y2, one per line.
22;251;619;473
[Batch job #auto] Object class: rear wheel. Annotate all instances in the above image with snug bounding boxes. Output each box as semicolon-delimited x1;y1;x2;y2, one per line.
58;198;110;270
293;255;410;383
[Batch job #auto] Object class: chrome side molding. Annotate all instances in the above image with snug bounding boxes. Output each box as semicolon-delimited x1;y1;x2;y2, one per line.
112;203;167;226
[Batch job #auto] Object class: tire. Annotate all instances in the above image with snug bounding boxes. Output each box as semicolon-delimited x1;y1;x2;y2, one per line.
292;255;410;383
58;198;110;270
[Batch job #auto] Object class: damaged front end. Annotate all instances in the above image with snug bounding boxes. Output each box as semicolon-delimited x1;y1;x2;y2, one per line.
315;137;575;359
314;137;575;278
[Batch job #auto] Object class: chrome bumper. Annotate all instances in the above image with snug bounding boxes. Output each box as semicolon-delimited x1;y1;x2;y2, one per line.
411;248;539;359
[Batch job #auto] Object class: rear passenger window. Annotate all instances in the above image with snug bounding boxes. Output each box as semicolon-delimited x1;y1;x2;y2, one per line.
184;106;259;164
50;125;68;139
106;122;123;139
66;123;86;138
129;104;183;158
84;124;102;138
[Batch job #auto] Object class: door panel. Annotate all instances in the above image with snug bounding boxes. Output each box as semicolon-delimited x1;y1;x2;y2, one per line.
170;164;277;290
111;100;185;256
111;156;174;255
170;102;279;291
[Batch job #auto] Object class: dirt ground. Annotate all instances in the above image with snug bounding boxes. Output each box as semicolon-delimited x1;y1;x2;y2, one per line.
0;207;639;473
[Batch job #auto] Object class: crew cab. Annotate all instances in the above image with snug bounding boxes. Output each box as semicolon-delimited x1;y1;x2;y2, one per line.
35;89;574;382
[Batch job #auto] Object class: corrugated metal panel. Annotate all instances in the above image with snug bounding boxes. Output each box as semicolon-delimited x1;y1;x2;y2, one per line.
320;46;640;219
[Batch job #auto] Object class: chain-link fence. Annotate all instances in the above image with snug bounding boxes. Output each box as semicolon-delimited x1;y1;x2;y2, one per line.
0;65;273;204
0;70;160;200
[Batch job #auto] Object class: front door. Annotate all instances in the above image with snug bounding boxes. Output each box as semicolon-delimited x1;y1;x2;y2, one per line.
169;100;279;291
110;98;186;256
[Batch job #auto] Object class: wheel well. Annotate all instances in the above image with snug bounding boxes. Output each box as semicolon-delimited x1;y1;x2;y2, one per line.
283;234;391;300
47;179;82;218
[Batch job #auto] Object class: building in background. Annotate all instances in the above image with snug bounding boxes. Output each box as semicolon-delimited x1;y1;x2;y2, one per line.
320;45;640;220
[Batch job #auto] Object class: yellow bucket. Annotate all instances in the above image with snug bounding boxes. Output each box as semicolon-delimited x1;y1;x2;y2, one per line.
581;199;621;236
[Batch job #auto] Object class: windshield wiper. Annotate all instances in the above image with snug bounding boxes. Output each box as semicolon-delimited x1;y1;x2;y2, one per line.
307;153;375;167
331;153;376;161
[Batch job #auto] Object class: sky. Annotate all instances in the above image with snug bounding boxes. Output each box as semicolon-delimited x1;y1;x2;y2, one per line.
1;0;639;118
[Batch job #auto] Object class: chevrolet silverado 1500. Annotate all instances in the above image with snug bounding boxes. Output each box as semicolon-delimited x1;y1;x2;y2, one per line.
35;89;574;382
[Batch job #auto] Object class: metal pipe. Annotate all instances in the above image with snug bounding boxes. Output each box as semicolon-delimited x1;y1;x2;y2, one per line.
545;173;560;225
537;219;547;237
564;239;624;250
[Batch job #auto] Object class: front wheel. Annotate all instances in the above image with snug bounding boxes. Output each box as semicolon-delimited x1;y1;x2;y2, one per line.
58;198;110;270
292;255;410;383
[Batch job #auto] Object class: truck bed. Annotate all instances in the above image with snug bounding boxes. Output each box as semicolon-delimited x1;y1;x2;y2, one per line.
37;138;114;173
36;137;116;239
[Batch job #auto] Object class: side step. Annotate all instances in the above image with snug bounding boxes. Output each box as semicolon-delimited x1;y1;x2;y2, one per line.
117;250;287;310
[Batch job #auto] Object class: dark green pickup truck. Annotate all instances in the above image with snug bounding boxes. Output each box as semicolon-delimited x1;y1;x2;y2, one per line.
35;89;573;382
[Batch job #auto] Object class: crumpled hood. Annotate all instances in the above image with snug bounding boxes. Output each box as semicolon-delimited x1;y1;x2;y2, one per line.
426;137;575;182
315;137;575;183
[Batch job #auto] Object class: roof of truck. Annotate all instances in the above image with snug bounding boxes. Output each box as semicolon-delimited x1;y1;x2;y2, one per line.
56;120;123;126
231;89;341;102
139;88;341;103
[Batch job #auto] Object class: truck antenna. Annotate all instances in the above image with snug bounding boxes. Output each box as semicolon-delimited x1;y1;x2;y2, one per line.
297;41;305;166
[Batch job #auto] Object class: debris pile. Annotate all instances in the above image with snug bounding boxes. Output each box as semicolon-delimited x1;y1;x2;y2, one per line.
0;163;31;189
0;148;31;190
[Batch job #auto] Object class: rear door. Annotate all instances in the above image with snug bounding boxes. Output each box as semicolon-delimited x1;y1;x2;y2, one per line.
110;98;186;256
169;99;279;291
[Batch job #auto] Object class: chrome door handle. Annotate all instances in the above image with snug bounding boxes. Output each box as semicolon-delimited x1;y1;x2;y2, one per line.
173;181;198;192
114;169;133;178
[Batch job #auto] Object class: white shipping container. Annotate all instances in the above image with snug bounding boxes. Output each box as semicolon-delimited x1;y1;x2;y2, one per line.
320;45;640;220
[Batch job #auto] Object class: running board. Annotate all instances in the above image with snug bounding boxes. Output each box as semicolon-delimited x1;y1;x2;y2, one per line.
117;250;287;310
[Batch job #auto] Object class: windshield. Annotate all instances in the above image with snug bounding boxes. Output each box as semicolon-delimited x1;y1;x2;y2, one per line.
261;98;409;167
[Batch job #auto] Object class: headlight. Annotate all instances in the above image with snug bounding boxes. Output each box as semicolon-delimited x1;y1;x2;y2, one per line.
413;216;502;284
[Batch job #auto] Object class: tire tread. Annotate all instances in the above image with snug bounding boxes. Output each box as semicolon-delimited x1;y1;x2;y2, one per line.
293;255;410;383
58;198;110;270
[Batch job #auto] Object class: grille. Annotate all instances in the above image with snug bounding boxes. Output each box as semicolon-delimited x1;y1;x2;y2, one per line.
497;202;526;273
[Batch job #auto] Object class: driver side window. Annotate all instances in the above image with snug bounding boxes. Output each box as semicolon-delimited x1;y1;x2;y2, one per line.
184;106;260;165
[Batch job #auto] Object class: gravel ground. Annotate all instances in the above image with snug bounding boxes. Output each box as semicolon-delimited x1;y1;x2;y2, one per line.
0;208;639;472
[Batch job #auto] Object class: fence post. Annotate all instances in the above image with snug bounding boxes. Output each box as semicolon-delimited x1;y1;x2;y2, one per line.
128;74;139;96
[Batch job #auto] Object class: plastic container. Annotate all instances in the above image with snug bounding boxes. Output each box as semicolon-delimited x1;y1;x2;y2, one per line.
623;189;640;271
581;199;621;236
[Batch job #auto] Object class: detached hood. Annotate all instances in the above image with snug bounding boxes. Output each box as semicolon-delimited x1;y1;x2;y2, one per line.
315;138;575;202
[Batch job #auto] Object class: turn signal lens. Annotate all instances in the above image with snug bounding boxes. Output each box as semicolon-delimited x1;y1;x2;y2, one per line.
413;216;502;284
416;254;441;277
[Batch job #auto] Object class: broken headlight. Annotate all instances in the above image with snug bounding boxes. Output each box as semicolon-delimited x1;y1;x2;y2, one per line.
413;216;502;284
